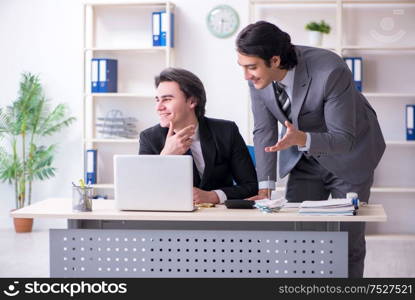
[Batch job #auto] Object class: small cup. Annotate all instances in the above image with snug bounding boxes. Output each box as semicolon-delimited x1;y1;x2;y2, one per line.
72;185;93;212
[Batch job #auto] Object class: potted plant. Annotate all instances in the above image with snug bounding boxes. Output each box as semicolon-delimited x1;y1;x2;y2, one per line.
305;20;331;46
0;73;75;232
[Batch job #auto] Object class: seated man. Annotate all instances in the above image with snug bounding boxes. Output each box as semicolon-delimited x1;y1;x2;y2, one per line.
139;67;258;204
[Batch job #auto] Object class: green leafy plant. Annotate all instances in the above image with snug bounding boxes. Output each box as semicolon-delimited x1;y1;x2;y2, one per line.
0;73;76;209
305;20;331;34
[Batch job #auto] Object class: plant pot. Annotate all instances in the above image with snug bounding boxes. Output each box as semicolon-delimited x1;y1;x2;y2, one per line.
11;210;34;233
308;30;323;46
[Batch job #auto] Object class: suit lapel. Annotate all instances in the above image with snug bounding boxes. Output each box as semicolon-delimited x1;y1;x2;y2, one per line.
198;117;216;186
291;48;312;128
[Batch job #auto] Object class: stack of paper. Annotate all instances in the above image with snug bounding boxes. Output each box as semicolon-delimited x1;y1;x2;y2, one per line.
299;198;356;216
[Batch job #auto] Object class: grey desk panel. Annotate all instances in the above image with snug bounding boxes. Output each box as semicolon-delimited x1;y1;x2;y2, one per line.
50;229;347;278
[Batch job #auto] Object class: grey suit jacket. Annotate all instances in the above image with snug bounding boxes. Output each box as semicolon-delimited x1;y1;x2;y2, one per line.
249;45;386;185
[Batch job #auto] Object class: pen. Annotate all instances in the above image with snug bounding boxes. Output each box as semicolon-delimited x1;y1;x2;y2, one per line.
267;175;271;200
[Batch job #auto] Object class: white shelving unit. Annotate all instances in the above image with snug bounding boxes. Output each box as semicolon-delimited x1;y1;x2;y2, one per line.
83;2;175;196
363;93;415;98
86;139;140;144
249;0;415;235
275;186;415;193
87;93;154;98
91;183;115;190
385;141;415;146
85;47;167;52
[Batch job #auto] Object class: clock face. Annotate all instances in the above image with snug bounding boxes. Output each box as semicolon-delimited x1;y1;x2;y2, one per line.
206;5;240;38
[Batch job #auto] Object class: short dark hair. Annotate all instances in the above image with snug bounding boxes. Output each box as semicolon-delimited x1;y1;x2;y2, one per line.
155;68;206;118
236;21;297;70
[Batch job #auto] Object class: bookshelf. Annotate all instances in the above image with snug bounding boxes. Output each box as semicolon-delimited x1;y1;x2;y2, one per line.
87;93;154;98
248;0;415;235
82;2;175;196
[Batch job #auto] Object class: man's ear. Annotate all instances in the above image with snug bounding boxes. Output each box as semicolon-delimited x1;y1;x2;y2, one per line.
270;56;281;68
188;96;197;109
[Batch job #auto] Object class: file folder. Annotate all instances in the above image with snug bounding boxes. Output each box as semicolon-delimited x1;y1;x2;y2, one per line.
406;104;415;141
86;149;97;184
353;57;362;92
160;11;174;47
152;11;161;47
344;58;353;75
343;57;362;92
98;59;117;93
91;58;99;93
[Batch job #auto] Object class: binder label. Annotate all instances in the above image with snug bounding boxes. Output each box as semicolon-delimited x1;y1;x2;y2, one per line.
99;59;107;82
91;59;99;93
407;105;414;129
354;58;362;81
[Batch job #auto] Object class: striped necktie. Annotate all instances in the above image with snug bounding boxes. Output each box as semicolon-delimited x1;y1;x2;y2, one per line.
273;81;291;120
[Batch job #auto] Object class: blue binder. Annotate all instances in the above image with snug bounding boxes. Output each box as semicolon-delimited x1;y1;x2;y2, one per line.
91;58;99;93
344;57;362;92
160;11;174;47
353;57;362;92
406;105;415;141
98;59;117;93
86;149;97;184
152;11;161;47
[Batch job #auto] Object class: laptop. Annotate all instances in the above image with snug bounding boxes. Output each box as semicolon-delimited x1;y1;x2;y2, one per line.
114;155;195;211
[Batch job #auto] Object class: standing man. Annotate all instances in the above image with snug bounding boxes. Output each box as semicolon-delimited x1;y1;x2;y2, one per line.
236;21;385;278
139;68;258;204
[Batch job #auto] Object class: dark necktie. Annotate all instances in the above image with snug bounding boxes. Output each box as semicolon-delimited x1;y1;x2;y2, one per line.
273;81;291;120
185;149;201;187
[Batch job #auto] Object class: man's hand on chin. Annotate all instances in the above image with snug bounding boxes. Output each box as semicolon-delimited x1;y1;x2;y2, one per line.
160;122;195;155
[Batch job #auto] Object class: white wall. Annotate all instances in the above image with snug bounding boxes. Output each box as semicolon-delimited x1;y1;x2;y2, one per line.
0;0;85;228
0;0;251;229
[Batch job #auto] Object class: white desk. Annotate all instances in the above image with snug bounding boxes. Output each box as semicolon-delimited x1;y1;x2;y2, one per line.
12;198;386;222
11;198;387;278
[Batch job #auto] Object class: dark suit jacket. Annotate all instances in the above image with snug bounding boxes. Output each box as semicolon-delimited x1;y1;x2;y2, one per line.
139;117;258;199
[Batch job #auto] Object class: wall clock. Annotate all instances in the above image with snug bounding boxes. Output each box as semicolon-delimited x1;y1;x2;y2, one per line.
206;5;240;38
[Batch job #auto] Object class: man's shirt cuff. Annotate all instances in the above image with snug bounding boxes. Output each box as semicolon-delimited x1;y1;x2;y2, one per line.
258;180;276;190
214;189;227;204
298;132;311;152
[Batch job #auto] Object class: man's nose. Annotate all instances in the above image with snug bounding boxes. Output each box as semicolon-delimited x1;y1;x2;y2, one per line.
156;101;164;111
244;70;252;80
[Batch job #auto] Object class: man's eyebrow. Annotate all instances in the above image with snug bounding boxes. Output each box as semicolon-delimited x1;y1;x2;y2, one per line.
156;94;174;99
237;61;256;67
